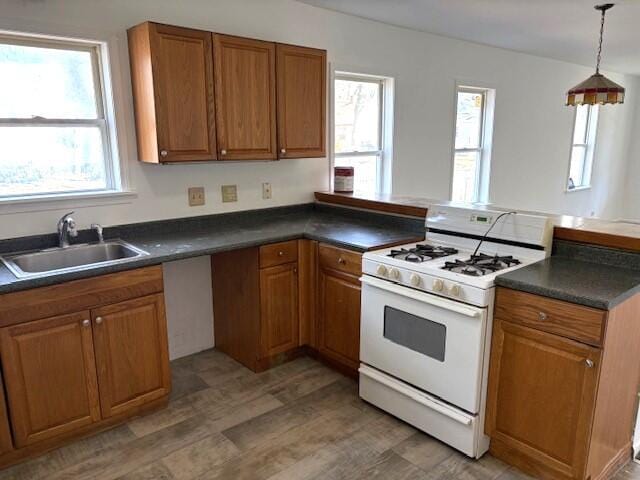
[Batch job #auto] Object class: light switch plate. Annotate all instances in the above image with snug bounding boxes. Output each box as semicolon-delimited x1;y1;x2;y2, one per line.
262;182;272;199
221;185;238;203
188;187;205;206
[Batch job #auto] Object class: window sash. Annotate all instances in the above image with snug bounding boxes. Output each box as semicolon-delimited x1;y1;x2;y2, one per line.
455;88;486;150
0;34;117;196
567;105;598;190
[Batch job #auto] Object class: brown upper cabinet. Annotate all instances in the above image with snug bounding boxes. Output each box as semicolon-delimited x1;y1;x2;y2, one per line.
276;44;326;159
213;34;277;160
128;22;326;163
128;22;217;163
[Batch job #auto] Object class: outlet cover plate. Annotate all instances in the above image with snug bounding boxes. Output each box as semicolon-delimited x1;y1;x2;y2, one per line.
262;182;272;199
221;185;238;203
188;187;205;206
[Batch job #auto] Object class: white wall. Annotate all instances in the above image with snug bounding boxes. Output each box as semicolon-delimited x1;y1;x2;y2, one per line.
162;256;214;360
622;77;640;221
0;0;639;241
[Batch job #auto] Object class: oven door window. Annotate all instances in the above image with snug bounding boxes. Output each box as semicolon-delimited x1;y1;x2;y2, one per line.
383;306;447;362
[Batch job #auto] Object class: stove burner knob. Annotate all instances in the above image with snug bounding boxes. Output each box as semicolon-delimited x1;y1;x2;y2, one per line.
450;284;462;297
409;273;421;287
432;279;444;292
376;265;388;276
389;268;400;280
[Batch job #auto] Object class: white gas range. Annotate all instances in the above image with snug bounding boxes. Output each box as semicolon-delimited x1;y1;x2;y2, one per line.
358;204;552;458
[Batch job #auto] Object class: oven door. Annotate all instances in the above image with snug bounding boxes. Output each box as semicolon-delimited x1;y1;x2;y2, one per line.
360;275;488;414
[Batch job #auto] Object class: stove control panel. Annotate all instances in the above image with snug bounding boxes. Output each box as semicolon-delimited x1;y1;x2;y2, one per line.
361;259;491;307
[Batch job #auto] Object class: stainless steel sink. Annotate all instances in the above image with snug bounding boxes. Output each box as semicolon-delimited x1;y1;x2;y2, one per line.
0;240;149;278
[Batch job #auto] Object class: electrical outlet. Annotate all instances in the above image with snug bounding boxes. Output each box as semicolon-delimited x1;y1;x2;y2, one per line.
221;185;238;203
262;182;272;199
188;187;205;206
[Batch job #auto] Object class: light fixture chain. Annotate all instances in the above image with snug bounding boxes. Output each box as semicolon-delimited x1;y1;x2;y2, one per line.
596;6;607;74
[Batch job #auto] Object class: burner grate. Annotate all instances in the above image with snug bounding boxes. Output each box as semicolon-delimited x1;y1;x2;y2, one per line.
442;253;521;277
388;244;459;263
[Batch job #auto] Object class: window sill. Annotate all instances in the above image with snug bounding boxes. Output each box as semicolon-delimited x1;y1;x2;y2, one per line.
565;186;592;193
0;190;137;215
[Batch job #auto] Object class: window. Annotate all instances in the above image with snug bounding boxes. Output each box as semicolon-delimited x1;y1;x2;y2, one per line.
451;86;494;204
334;73;391;193
567;104;599;191
0;33;119;199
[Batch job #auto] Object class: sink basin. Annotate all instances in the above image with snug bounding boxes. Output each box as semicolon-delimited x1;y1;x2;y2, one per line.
0;240;149;278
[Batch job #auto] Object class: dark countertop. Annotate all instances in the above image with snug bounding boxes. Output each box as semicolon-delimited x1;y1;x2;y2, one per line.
0;204;424;295
495;240;640;310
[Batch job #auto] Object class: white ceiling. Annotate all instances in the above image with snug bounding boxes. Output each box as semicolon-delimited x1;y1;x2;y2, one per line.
296;0;640;75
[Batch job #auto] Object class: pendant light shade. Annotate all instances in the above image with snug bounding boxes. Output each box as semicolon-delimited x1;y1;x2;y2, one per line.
566;3;624;106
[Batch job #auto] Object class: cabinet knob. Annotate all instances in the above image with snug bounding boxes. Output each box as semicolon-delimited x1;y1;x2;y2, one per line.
338;257;346;265
538;312;547;321
585;359;594;368
280;148;286;154
82;319;90;327
278;251;284;257
220;149;227;155
95;316;103;325
160;150;168;157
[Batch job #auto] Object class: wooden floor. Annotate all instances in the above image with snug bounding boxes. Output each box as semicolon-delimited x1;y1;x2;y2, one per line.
1;349;638;480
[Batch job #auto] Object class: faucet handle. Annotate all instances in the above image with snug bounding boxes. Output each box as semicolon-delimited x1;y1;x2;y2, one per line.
91;223;104;243
67;219;78;237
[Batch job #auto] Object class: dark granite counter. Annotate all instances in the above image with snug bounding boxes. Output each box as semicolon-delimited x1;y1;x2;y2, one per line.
495;240;640;310
0;204;424;294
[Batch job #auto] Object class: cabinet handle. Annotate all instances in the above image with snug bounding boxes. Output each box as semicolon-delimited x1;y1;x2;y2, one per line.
585;359;594;368
278;251;284;257
95;316;103;325
280;148;286;154
82;319;90;327
338;258;346;265
538;312;547;321
220;149;227;155
160;150;168;157
293;267;298;274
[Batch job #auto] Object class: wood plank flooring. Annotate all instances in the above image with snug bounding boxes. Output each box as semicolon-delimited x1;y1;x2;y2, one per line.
1;348;638;480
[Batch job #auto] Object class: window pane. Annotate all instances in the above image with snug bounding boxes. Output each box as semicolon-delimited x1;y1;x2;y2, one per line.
455;91;483;149
0;127;106;197
573;105;589;144
334;78;380;153
335;155;378;193
568;145;587;189
451;150;480;203
0;42;98;119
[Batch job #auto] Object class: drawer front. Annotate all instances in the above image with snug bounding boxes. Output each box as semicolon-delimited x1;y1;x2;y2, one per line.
259;241;298;268
495;287;606;346
319;244;362;277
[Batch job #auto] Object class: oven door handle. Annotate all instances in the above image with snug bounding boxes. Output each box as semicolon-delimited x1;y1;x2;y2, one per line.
360;275;482;319
359;366;473;426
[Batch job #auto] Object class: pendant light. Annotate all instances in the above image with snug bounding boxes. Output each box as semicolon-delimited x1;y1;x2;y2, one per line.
566;3;625;106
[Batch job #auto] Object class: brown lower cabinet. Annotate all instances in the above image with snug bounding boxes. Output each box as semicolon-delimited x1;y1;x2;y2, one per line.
0;266;170;466
316;244;362;374
486;287;640;480
212;240;362;375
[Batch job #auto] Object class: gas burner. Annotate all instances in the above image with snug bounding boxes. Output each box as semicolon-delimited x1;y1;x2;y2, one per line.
388;244;459;263
441;253;521;277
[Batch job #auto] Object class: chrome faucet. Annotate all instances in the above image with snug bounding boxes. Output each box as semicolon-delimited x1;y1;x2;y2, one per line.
91;223;104;243
57;212;78;248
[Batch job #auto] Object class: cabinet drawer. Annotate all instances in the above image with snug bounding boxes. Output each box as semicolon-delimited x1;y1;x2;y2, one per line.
495;287;606;346
319;244;362;277
260;241;298;268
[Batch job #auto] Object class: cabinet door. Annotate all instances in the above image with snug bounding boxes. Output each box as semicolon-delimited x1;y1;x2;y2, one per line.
213;34;277;160
317;267;361;371
0;311;100;447
260;263;299;357
149;23;217;162
92;294;170;418
276;44;326;159
485;319;600;479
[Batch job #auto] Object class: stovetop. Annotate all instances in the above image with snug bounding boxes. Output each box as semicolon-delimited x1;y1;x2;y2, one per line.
387;244;459;263
442;254;521;277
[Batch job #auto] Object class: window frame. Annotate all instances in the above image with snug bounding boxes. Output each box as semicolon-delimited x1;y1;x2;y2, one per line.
0;32;121;200
333;72;388;193
566;104;599;192
450;85;493;204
